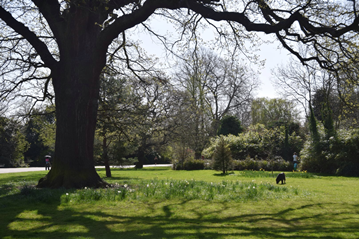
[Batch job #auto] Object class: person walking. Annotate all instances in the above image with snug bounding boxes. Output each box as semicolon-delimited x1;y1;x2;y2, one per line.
45;155;51;170
293;152;298;170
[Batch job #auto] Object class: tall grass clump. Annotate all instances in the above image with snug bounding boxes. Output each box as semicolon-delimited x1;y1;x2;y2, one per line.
1;174;309;206
60;179;307;204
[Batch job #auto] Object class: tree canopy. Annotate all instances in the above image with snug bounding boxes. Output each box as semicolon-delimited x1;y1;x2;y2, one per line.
218;115;243;136
251;98;300;127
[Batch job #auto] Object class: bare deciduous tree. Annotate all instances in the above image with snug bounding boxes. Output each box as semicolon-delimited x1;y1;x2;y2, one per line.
175;48;258;157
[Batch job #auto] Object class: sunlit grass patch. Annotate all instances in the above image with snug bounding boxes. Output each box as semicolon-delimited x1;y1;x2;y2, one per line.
1;169;359;239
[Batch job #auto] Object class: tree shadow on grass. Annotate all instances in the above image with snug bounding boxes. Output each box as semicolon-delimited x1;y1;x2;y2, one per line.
1;190;359;239
0;172;48;185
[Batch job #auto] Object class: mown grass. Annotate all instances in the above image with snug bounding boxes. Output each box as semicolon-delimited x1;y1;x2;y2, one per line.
1;167;359;239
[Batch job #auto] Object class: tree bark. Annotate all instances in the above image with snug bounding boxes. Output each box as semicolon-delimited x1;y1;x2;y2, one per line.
37;8;108;188
136;147;145;169
37;60;107;188
103;135;112;178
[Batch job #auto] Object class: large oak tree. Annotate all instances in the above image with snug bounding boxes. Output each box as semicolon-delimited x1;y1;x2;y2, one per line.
1;0;358;188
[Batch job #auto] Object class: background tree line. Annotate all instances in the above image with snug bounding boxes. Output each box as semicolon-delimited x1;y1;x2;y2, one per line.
2;44;359;177
2;43;359;177
0;48;257;167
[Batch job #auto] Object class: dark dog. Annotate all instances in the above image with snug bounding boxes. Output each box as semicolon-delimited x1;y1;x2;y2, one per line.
276;172;286;184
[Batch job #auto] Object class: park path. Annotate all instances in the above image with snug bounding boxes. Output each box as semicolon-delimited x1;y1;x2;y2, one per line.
0;164;172;174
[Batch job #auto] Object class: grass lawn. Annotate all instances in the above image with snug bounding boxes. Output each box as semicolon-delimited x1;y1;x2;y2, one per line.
1;167;359;239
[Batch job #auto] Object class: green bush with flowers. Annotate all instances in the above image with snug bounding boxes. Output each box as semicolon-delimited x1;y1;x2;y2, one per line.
231;157;290;171
203;124;303;161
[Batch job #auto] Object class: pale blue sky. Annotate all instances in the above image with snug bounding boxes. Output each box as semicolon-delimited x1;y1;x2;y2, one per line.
130;20;291;100
256;37;290;99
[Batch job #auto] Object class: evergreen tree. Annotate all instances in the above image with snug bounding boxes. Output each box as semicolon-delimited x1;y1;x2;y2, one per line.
283;126;290;161
218;115;243;136
321;103;336;139
212;136;233;174
309;104;320;144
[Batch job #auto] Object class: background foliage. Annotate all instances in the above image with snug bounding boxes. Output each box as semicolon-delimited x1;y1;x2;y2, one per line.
203;124;303;161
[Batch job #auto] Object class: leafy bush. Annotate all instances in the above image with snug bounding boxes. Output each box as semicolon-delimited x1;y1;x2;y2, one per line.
270;157;291;171
203;124;303;161
336;162;359;176
300;127;359;176
174;159;205;170
184;159;205;170
232;157;290;171
172;146;195;169
243;158;259;170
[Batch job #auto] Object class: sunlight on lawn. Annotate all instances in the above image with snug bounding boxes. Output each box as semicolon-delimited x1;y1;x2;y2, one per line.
1;168;359;239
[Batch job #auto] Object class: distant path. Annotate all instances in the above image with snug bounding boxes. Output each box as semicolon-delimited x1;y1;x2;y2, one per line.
0;164;172;174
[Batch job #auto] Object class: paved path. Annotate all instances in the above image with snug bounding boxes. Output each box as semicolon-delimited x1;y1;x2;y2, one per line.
0;164;172;174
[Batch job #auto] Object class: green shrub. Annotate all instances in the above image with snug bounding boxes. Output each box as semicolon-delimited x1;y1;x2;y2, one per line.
260;160;269;169
231;157;290;171
300;128;359;176
172;146;195;170
270;157;291;171
174;163;182;170
232;159;244;170
184;159;205;170
203;124;304;161
243;158;259;170
174;159;205;170
336;162;359;176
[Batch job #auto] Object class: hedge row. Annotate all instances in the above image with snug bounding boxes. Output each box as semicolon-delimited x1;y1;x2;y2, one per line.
232;158;291;171
174;159;205;170
174;157;292;171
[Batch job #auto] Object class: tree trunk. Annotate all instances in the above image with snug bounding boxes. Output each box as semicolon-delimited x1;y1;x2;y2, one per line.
223;159;225;174
103;135;112;178
136;148;145;169
136;137;148;169
37;61;107;188
37;10;108;188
